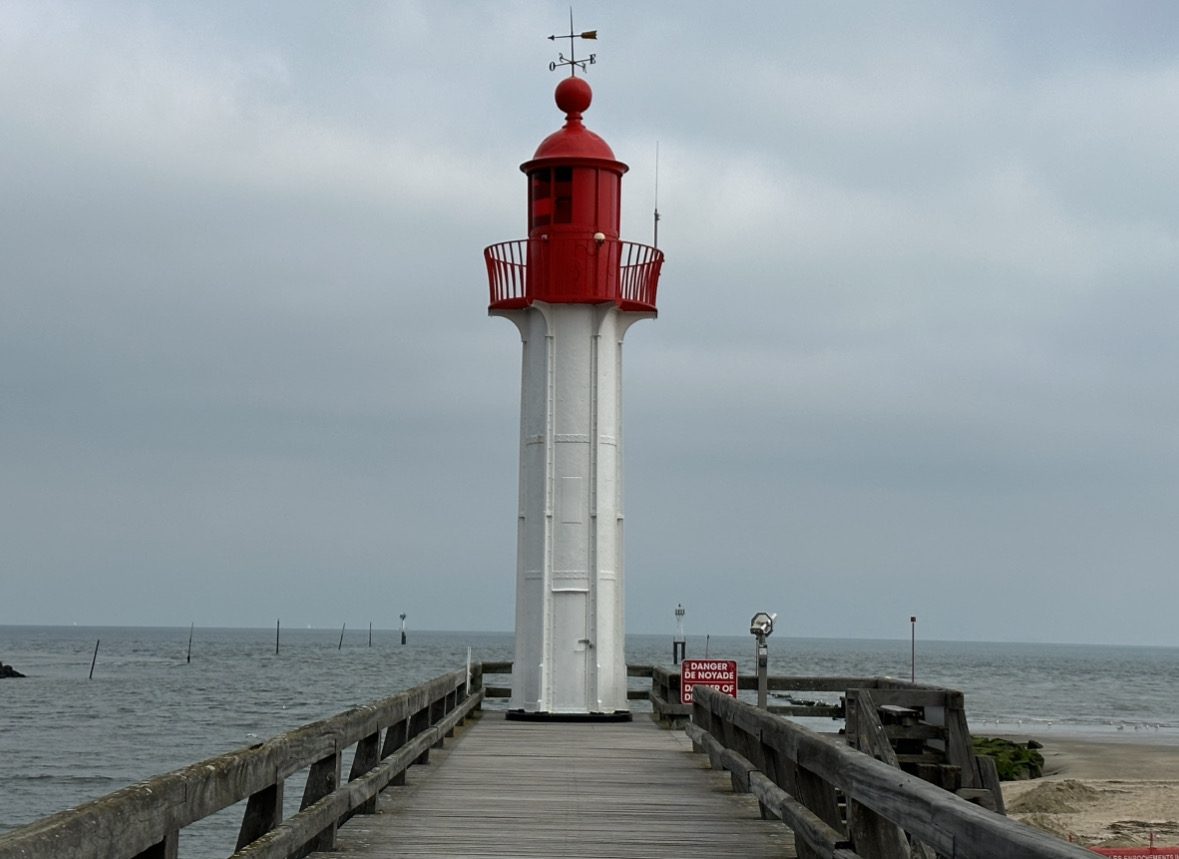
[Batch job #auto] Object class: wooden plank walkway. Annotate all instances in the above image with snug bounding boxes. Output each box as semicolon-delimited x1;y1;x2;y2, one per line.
321;714;795;858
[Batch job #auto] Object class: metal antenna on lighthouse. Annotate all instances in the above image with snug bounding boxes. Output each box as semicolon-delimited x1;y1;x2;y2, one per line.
653;142;661;249
548;9;597;75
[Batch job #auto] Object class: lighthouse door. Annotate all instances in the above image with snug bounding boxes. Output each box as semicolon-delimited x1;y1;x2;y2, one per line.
551;590;590;711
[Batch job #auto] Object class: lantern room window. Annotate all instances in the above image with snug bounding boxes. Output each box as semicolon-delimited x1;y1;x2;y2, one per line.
531;169;551;227
530;167;574;229
552;167;572;224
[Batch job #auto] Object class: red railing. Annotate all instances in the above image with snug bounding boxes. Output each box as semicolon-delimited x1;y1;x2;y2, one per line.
616;240;663;311
483;238;531;309
484;238;662;312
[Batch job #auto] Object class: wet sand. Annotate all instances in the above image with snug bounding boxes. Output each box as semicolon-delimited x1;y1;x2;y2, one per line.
1001;736;1179;848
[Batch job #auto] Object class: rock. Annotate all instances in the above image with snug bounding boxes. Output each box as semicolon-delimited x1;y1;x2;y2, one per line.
973;736;1045;780
0;661;26;678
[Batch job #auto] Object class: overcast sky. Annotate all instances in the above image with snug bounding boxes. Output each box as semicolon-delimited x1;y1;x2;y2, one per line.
2;1;1177;646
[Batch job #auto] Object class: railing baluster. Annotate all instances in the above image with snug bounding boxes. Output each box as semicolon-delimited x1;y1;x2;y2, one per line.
409;705;431;765
130;831;178;859
236;783;284;851
382;717;410;787
297;751;342;855
349;732;382;815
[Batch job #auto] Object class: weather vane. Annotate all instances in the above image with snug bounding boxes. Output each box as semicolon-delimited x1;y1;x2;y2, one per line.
548;10;597;75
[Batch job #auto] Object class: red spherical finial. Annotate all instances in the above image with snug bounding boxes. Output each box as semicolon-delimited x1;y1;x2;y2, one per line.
555;76;592;120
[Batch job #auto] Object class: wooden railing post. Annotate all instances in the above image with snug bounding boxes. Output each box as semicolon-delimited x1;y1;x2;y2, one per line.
130;831;178;859
349;732;382;815
470;661;484;697
236;782;284;851
383;718;410;786
444;689;458;737
297;750;342;855
409;705;431;765
429;698;445;749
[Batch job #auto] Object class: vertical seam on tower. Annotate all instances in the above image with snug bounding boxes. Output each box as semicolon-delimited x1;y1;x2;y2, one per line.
543;329;556;708
588;321;600;707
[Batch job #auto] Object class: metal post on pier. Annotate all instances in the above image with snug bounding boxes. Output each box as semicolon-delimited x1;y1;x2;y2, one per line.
911;615;917;682
672;603;686;665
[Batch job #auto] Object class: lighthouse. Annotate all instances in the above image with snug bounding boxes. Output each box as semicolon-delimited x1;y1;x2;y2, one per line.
484;56;663;718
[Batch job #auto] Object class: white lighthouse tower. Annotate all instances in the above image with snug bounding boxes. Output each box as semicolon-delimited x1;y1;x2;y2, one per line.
484;64;664;718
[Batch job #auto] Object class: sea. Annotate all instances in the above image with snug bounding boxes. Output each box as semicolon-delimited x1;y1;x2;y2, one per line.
3;625;1179;857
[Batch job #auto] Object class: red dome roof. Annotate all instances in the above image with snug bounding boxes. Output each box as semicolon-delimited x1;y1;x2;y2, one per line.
529;77;620;163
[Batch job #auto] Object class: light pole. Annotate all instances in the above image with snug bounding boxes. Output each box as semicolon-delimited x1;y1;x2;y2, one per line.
910;616;916;682
673;604;686;665
749;612;776;709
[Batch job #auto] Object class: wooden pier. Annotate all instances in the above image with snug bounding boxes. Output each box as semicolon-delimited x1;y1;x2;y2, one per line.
0;662;1099;859
320;716;789;858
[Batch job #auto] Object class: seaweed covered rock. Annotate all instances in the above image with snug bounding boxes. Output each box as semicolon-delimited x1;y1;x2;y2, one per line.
973;736;1045;780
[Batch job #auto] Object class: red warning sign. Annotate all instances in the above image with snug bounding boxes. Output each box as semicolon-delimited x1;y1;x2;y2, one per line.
680;659;739;705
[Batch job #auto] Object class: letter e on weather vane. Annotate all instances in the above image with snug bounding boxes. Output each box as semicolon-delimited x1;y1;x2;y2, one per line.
548;10;597;75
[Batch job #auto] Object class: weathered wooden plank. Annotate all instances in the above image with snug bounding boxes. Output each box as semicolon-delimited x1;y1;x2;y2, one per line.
0;669;477;859
850;690;900;768
847;797;911;859
857;689;958;710
768;705;842;718
319;717;792;859
749;771;851;859
945;704;981;788
232;727;445;859
693;685;1097;859
975;754;1005;815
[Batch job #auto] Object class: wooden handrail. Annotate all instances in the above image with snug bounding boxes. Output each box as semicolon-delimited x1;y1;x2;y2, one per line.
0;666;483;859
690;684;1093;859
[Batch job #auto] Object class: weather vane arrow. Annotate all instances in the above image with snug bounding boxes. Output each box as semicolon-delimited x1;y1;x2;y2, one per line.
548;10;597;75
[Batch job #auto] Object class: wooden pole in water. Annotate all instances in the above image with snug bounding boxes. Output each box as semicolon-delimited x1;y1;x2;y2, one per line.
368;622;372;647
338;623;346;650
89;639;100;679
275;619;280;655
187;623;194;664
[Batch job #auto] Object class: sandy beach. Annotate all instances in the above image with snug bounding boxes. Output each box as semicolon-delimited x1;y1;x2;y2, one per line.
1001;735;1179;848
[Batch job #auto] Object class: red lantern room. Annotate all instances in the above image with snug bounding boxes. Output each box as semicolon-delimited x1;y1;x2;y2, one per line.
485;77;663;312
